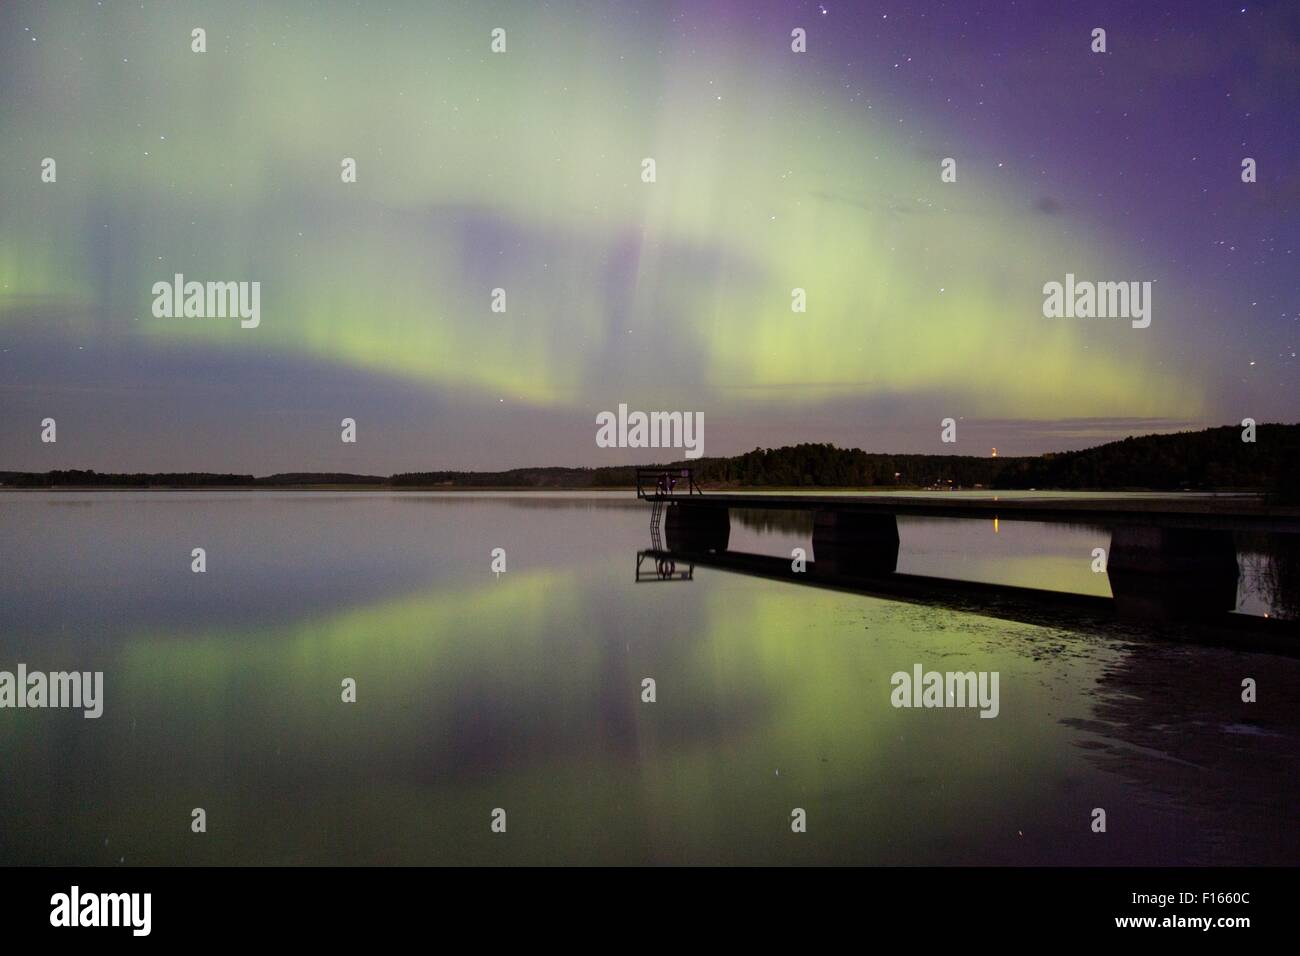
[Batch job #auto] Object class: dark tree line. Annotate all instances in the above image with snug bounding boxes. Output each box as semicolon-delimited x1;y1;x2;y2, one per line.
687;444;1014;488
997;424;1299;499
675;425;1298;497
4;470;382;488
6;424;1296;497
4;470;258;487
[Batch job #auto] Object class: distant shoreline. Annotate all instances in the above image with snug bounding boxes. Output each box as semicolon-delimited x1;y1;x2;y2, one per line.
3;423;1296;499
0;484;1271;496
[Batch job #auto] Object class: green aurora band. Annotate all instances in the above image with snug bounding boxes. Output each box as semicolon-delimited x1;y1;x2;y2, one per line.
1;1;1203;420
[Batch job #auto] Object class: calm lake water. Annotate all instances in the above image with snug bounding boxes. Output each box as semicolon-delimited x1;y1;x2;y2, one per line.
1;491;1297;865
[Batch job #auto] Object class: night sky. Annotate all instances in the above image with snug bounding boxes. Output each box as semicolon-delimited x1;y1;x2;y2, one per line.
1;0;1296;472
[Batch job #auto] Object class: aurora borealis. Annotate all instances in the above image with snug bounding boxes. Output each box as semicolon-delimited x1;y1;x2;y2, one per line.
1;0;1296;471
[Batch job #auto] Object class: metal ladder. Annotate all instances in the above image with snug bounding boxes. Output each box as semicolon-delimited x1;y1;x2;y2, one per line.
650;496;664;549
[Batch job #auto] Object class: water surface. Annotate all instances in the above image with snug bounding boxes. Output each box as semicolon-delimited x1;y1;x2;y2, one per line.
1;491;1296;865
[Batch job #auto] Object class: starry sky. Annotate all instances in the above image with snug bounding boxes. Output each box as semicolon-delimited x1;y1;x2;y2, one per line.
1;0;1296;473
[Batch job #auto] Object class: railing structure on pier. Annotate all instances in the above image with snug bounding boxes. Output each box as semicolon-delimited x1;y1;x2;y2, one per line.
635;468;702;500
638;468;702;547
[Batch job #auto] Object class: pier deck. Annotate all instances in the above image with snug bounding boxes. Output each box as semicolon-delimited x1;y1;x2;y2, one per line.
635;470;1300;630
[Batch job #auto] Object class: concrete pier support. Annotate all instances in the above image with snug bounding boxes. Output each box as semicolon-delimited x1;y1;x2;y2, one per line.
811;510;900;576
1106;526;1239;622
664;503;730;553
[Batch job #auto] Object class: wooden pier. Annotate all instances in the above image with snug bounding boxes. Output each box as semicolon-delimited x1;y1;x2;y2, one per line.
635;469;1300;633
